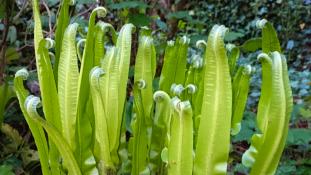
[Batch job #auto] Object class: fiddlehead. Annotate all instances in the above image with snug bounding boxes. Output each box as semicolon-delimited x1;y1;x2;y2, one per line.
25;95;82;175
168;97;193;175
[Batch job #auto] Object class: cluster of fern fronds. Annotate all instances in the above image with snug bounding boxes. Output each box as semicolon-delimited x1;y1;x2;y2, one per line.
14;1;292;175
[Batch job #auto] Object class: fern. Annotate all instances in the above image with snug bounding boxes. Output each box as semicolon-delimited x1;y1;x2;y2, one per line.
15;1;292;175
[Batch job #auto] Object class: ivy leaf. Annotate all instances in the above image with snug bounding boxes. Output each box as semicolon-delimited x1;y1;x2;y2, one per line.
167;11;192;21
21;148;39;166
128;13;151;27
109;1;148;10
76;0;96;4
286;129;311;146
241;38;262;52
0;123;23;148
0;165;14;175
286;40;294;50
232;112;258;142
7;26;17;44
276;162;296;175
46;0;59;6
224;31;244;42
299;108;311;118
234;163;249;174
155;19;167;31
5;47;20;63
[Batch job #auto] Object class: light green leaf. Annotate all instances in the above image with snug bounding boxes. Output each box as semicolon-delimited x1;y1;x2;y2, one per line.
227;45;240;76
257;19;281;53
54;0;72;82
94;21;117;66
89;67;115;174
25;95;81;175
32;0;61;172
168;98;193;175
75;7;107;172
194;25;232;175
247;52;292;175
58;23;79;150
109;23;135;165
231;65;251;135
131;80;150;175
159;36;189;95
242;53;273;168
134;31;156;119
14;69;51;175
150;91;171;173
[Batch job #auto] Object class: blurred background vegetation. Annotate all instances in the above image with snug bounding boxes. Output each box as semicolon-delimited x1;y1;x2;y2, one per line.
0;0;310;174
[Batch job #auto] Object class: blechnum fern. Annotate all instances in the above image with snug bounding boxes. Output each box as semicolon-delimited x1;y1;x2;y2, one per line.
14;1;292;175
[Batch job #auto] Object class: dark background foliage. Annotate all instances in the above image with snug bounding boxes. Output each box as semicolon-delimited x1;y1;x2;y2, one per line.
0;0;310;174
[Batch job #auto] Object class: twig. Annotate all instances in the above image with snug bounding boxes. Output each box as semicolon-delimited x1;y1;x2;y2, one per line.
41;0;53;38
13;0;29;21
73;4;96;20
0;2;11;85
16;44;34;52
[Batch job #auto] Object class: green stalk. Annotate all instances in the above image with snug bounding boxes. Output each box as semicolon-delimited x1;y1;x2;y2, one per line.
131;31;156;174
37;38;61;130
226;44;240;77
134;31;156;122
100;46;120;166
14;69;51;175
75;7;107;172
112;23;135;165
231;65;251;135
242;19;282;168
90;67;114;174
191;49;205;144
25;95;81;175
150;91;172;174
32;0;43;55
94;22;117;66
159;36;189;95
168;98;193;175
131;80;150;175
249;52;289;175
159;40;177;94
54;0;73;81
242;53;272;167
32;1;61;173
257;19;281;53
174;36;190;85
268;55;293;171
76;39;86;62
58;23;79;150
